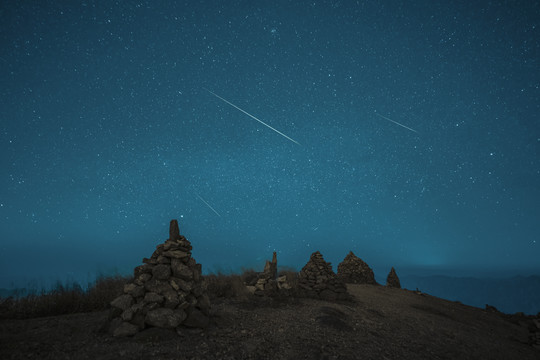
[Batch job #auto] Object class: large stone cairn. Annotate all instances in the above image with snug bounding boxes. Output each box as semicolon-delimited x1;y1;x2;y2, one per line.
297;251;349;301
337;251;377;285
247;252;291;296
108;220;211;337
386;267;401;288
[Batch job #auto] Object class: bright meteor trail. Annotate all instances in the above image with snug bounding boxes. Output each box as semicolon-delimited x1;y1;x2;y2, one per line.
375;112;419;134
195;193;221;217
204;88;301;145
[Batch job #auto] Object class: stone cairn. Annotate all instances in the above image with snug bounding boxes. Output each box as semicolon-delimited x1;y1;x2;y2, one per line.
108;220;211;337
386;267;401;288
337;251;377;285
246;252;291;296
297;251;349;301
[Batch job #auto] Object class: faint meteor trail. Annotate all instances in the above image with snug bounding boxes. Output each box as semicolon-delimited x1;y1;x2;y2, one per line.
203;88;301;145
195;193;221;217
375;112;418;133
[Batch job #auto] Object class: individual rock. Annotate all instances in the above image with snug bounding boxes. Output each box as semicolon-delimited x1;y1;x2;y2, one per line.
171;259;193;280
162;291;181;309
183;308;209;328
113;321;139;337
145;308;186;328
337;251;377;285
144;292;165;304
144;278;174;294
110;294;134;311
163;250;189;259
134;264;152;278
170;277;192;293
152;264;171;280
169;219;180;240
196;294;211;314
386;267;401;288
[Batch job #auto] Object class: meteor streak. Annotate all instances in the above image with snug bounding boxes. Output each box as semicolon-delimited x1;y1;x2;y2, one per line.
375;112;418;133
195;193;221;217
204;88;301;145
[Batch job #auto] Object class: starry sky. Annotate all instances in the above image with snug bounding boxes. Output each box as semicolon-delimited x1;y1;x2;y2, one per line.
1;1;539;289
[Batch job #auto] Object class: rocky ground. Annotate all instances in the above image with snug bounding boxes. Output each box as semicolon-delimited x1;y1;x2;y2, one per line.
1;284;539;360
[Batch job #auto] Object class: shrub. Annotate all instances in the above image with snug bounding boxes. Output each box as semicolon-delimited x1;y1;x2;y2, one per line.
0;274;130;319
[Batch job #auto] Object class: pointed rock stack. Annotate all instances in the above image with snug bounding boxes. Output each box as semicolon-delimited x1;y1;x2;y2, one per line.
247;252;291;296
253;251;278;295
337;251;377;285
109;220;211;337
386;267;401;288
298;251;349;301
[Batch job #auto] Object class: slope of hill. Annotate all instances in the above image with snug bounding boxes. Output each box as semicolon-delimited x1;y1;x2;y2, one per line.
401;275;540;315
1;284;538;359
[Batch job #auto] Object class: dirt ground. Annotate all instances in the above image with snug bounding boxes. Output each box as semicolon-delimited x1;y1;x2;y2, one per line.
1;284;538;360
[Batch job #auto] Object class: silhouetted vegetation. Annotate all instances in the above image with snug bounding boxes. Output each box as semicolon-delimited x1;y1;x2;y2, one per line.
0;275;130;319
204;268;256;300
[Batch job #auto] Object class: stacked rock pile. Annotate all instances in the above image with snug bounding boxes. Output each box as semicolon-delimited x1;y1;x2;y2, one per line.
386;267;401;288
297;251;349;301
247;252;292;296
108;220;211;337
337;251;377;285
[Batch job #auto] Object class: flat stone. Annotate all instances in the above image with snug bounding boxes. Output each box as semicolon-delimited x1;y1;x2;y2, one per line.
157;255;171;264
144;292;164;304
163;250;189;259
134;264;153;277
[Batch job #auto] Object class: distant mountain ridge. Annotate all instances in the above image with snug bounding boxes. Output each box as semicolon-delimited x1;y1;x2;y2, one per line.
401;274;540;315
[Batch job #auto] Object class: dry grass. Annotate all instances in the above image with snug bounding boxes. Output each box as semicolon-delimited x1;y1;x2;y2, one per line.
204;268;257;300
0;267;303;319
0;275;130;319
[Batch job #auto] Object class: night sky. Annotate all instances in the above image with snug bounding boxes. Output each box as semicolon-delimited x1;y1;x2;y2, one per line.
1;1;539;289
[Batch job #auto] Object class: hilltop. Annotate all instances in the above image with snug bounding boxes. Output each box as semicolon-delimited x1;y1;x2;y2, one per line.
1;282;538;359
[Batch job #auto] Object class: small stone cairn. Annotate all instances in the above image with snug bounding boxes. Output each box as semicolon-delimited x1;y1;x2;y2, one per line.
337;251;377;285
247;252;291;296
297;251;349;301
108;220;211;337
386;267;401;288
